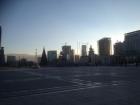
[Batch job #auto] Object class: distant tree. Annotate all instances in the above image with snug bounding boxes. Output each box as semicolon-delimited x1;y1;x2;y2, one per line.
40;48;47;66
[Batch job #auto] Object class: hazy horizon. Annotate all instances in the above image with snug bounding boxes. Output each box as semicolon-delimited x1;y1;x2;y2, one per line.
1;0;140;55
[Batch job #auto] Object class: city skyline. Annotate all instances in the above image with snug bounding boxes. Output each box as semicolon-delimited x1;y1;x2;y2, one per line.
1;0;140;55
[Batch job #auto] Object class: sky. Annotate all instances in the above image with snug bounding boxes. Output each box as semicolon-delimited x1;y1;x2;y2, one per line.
1;0;140;55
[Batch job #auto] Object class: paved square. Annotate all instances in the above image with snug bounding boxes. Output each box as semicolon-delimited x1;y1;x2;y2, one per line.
0;67;140;105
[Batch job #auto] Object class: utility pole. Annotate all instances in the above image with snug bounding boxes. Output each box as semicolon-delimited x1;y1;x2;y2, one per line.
35;49;38;64
77;41;78;55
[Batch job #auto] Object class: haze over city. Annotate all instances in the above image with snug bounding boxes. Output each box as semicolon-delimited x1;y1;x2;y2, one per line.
1;0;140;105
1;0;140;55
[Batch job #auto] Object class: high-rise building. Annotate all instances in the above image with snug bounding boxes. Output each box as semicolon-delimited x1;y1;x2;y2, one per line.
7;56;16;63
81;45;87;56
124;30;140;56
0;26;5;66
0;26;1;48
60;45;75;64
88;45;95;64
88;45;94;56
61;45;71;61
70;49;74;63
48;51;57;62
7;56;17;66
114;42;125;56
0;47;5;65
98;37;111;56
40;48;47;66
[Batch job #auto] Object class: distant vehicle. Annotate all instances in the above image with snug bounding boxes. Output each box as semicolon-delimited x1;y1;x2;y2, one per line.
32;64;40;69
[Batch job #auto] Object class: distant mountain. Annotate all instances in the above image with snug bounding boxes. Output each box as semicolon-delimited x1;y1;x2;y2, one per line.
5;54;41;62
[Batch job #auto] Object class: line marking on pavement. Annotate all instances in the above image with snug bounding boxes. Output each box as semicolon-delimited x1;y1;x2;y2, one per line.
0;82;122;100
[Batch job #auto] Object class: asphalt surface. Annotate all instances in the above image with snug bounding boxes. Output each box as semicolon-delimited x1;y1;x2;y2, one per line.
0;66;140;105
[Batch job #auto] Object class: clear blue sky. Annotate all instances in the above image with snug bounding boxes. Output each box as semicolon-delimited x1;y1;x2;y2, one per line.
1;0;140;55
